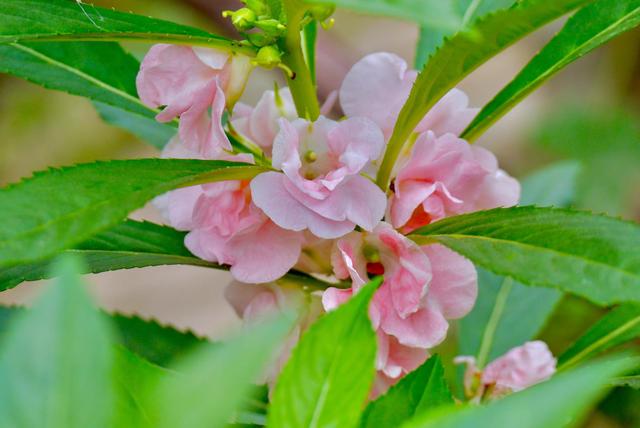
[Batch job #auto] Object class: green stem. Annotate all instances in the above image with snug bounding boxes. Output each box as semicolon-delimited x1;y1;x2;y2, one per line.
476;277;513;368
281;0;320;120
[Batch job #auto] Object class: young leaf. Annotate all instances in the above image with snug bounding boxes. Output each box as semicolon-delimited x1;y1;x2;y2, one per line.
0;0;254;54
559;304;640;370
361;355;453;428
0;256;115;428
377;0;591;189
410;206;640;306
401;356;638;428
267;278;382;428
463;0;640;142
458;162;580;364
0;159;267;268
153;316;293;428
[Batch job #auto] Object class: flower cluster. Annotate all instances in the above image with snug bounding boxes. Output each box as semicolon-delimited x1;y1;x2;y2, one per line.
138;48;522;393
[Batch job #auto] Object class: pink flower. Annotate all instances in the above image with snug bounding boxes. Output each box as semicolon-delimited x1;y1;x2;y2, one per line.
250;117;387;239
322;223;477;391
225;281;323;386
137;44;251;156
156;138;304;284
340;52;478;140
456;341;557;400
389;131;521;233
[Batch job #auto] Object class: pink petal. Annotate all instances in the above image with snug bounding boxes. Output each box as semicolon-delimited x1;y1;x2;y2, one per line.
416;88;479;136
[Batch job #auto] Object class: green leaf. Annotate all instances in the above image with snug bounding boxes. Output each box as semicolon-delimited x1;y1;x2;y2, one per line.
463;0;640;141
401;356;638;428
458;162;580;364
0;255;115;428
411;206;640;306
153;316;293;428
0;159;268;268
268;278;382;428
361;355;453;428
0;0;254;54
414;0;516;68
377;0;592;189
0;220;219;291
559;304;640;370
611;375;640;388
94;102;175;149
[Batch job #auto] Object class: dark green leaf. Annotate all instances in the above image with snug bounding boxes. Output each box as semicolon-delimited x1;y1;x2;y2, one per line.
411;207;640;306
0;0;254;54
268;278;381;428
377;0;592;189
402;356;638;428
559;304;640;369
0;159;267;268
0;256;115;428
361;355;453;428
153;316;292;428
463;0;640;141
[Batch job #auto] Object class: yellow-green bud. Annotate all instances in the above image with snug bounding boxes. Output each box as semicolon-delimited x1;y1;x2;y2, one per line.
225;8;256;31
254;19;286;36
247;32;277;47
309;4;335;22
243;0;268;16
254;45;282;68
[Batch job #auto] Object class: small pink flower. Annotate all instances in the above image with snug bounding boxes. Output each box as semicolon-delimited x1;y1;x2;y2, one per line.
250;117;387;239
389;131;521;233
322;223;477;391
340;52;478;140
137;44;251;156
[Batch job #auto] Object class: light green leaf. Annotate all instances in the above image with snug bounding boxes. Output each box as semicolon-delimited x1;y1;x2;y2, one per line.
268;278;382;428
0;0;254;54
411;207;640;306
0;159;268;268
0;256;115;428
463;0;640;141
458;162;580;364
402;356;638;428
153;316;292;428
559;304;640;370
377;0;591;189
361;355;453;428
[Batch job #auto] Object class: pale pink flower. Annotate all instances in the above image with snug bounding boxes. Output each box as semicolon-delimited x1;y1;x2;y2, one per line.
389;131;521;233
225;281;323;385
340;52;478;140
156;138;304;284
137;44;251;156
250;117;387;239
456;341;557;400
322;223;477;391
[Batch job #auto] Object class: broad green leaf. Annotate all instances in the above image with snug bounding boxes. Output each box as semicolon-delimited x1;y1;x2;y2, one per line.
268;278;382;428
377;0;592;189
458;162;579;364
402;356;638;428
94;102;175;149
0;41;176;147
559;304;640;370
415;0;516;68
411;207;640;306
0;0;254;54
305;0;463;31
0;159;268;268
0;256;114;428
0;220;218;291
153;316;292;428
361;355;453;428
463;0;640;142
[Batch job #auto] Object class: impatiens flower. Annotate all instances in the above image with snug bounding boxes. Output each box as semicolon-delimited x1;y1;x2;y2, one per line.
225;281;323;385
389;131;521;232
340;52;478;139
322;223;477;393
251;116;387;239
137;44;251;156
156;138;304;284
456;341;557;400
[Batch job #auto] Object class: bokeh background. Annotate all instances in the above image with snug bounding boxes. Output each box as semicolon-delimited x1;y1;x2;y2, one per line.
1;1;639;425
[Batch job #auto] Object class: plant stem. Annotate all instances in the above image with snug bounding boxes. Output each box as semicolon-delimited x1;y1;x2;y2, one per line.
281;0;320;120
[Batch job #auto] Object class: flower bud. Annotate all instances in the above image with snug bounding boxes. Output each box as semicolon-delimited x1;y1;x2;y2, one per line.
309;4;335;22
224;8;257;31
247;32;278;47
254;45;282;68
243;0;268;17
254;19;286;37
